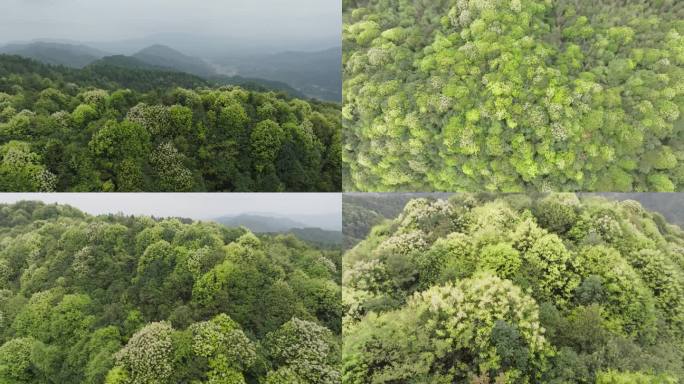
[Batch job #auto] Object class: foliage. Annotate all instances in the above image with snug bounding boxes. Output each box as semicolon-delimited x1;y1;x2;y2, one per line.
343;193;684;382
0;201;341;383
0;54;341;192
343;0;684;192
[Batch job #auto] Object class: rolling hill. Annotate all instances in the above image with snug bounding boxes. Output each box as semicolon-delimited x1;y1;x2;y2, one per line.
88;53;304;98
213;47;342;101
0;40;339;101
213;214;342;246
0;41;108;68
132;44;216;77
89;54;169;71
214;214;308;233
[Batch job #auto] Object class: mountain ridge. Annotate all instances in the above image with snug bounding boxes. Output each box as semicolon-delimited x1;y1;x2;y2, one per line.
0;41;109;68
132;43;215;77
212;213;342;246
0;40;340;101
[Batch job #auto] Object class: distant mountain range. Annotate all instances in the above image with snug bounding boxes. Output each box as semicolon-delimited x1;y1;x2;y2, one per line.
215;214;309;233
0;40;340;101
132;44;215;77
214;47;342;101
213;213;341;246
89;53;304;97
0;41;108;68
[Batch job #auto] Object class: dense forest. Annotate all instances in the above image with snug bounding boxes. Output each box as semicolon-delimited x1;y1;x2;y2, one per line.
0;54;341;192
343;0;684;192
0;201;341;383
343;194;684;383
343;192;684;248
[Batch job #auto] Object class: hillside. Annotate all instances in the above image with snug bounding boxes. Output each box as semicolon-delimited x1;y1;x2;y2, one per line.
215;214;308;233
0;201;341;383
215;214;342;246
288;227;343;247
209;74;305;98
0;42;108;68
343;193;451;248
90;55;169;71
0;55;342;192
343;193;684;383
596;193;684;228
214;47;342;101
0;41;339;102
133;44;215;77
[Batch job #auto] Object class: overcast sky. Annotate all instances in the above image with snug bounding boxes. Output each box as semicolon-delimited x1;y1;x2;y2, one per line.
0;0;340;49
0;193;341;223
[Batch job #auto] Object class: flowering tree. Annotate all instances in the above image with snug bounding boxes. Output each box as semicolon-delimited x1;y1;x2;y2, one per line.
344;194;684;382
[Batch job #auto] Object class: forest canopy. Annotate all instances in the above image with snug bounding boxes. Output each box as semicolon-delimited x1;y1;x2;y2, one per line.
343;193;684;383
342;0;684;192
0;55;341;192
0;201;341;383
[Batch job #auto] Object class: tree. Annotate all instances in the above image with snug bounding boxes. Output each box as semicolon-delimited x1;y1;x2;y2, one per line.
188;314;256;384
112;322;174;384
0;337;47;384
0;141;56;192
265;317;340;384
251;119;284;174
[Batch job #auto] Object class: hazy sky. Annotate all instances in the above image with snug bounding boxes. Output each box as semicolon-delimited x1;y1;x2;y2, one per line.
0;193;341;222
0;0;340;49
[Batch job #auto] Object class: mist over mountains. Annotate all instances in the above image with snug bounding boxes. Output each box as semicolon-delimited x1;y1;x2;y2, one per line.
214;212;341;232
213;213;342;246
0;37;341;101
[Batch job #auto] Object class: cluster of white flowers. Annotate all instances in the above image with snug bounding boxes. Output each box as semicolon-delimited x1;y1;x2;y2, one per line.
551;122;568;142
35;170;57;192
189;314;256;369
1;142;38;166
414;273;548;356
79;89;109;107
72;246;94;278
150;142;194;191
115;321;174;384
342;286;374;329
398;198;454;231
367;47;389;66
594;214;623;242
618;200;645;216
375;230;428;257
344;259;388;292
266;317;340;384
318;255;337;274
126;103;172;136
186;246;211;278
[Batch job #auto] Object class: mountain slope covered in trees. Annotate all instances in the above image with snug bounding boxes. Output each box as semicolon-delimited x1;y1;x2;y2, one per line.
0;55;341;192
343;193;452;248
214;47;343;102
132;44;215;77
343;194;684;383
1;41;341;101
88;55;304;98
343;0;684;192
0;42;110;69
0;201;341;383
